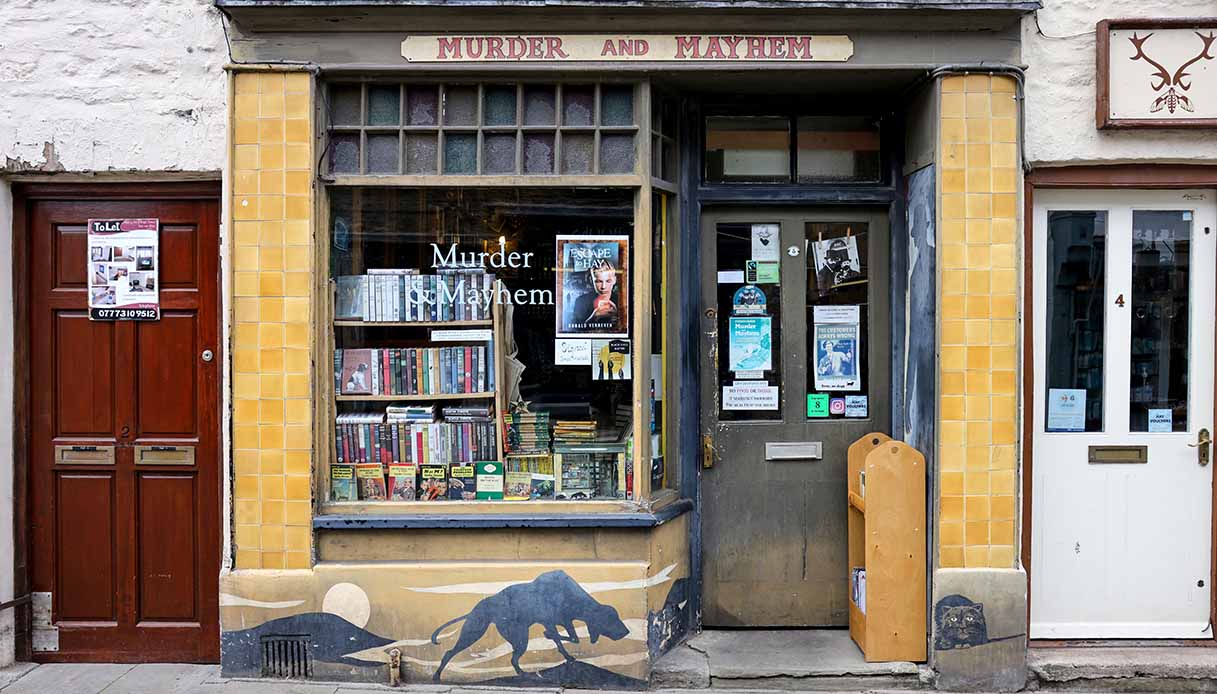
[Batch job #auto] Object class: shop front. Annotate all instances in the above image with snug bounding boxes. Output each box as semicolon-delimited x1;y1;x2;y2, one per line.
213;1;1035;688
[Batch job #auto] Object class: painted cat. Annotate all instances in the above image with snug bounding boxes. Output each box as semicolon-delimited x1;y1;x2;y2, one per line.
933;594;1024;650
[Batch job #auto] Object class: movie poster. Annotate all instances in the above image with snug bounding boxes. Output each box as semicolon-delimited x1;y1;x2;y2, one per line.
555;235;629;338
88;218;160;320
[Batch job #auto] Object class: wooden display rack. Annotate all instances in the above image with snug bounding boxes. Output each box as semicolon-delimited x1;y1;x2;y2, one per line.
847;432;926;663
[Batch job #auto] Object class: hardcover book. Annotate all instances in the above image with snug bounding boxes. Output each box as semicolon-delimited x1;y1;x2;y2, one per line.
340;349;374;396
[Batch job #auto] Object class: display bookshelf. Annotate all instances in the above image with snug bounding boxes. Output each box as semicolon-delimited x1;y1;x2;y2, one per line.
847;432;926;663
326;275;509;503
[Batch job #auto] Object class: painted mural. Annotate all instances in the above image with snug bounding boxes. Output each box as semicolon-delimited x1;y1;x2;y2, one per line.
933;594;1024;651
220;558;687;687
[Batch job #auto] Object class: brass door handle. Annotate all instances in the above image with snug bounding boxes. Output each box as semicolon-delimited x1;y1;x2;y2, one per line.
1189;428;1211;466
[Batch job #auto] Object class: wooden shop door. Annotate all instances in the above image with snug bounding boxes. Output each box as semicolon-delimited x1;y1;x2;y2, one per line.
25;188;221;662
698;207;891;626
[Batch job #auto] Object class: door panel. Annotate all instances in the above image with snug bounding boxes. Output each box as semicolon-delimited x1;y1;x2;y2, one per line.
137;473;198;622
55;472;116;622
1031;189;1217;638
135;314;199;437
28;194;220;662
54;314;116;437
700;208;891;627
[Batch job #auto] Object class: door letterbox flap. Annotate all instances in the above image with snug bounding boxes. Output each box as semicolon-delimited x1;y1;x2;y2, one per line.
54;445;115;465
134;445;195;465
1088;445;1147;464
765;441;823;461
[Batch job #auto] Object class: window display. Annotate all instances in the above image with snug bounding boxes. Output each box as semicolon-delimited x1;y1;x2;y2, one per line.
326;187;636;504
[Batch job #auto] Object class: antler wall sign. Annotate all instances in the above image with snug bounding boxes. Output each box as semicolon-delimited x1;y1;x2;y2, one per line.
1128;30;1217;114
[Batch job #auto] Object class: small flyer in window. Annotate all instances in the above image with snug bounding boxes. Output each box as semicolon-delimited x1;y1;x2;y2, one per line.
592;339;632;381
1046;388;1086;432
812;305;861;391
751;223;780;262
555;235;629;338
1147;409;1173;432
88;218;159;321
728;316;772;373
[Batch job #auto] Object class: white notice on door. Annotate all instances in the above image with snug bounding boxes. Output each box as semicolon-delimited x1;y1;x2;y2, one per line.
722;382;779;410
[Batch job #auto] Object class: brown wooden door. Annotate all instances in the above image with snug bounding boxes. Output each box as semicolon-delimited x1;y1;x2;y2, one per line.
26;191;221;662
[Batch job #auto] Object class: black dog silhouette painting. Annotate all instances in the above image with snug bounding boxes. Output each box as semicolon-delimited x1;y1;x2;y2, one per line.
430;570;630;682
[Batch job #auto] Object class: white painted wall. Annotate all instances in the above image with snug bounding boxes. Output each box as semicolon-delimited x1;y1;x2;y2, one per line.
1023;1;1217;166
0;0;228;173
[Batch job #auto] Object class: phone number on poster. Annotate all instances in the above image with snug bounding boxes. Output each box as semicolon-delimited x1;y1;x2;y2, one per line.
91;308;159;320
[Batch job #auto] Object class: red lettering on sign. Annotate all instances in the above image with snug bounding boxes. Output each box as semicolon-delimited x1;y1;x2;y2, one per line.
546;37;569;59
675;35;700;59
528;36;545;58
487;37;506;59
635;38;650;56
746;37;765;59
507;37;526;59
704;36;726;59
601;39;617;56
437;37;462;60
787;36;811;59
466;38;484;59
768;36;786;59
724;35;743;59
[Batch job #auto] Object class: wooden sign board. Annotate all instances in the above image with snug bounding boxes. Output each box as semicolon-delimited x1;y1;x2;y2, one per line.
401;34;853;63
1098;18;1217;129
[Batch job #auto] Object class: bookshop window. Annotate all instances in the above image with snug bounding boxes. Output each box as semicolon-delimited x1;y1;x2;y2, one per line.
650;191;674;491
328;187;640;504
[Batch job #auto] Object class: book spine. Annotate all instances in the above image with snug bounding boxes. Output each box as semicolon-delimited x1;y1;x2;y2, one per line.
464;347;473;394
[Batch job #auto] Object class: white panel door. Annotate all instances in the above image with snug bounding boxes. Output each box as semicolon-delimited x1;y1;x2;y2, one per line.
1031;189;1217;638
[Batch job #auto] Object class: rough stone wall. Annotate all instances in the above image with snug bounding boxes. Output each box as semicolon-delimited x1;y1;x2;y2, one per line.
1023;1;1217;166
0;0;228;173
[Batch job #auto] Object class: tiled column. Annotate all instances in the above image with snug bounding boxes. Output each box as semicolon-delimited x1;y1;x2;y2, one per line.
229;70;315;570
937;74;1020;570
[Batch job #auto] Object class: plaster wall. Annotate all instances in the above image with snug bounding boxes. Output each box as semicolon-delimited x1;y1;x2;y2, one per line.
0;181;13;667
1023;1;1217;167
0;0;228;174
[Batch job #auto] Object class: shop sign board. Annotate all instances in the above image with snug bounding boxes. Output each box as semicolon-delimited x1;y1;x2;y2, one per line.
1098;19;1217;128
87;218;160;321
402;34;853;63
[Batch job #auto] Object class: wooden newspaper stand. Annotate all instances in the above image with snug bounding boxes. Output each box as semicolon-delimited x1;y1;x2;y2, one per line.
847;433;927;662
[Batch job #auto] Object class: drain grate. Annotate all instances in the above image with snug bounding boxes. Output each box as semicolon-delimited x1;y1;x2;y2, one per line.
260;634;312;679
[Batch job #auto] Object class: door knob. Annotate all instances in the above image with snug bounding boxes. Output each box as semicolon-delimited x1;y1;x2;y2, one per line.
201;349;214;362
1188;427;1211;466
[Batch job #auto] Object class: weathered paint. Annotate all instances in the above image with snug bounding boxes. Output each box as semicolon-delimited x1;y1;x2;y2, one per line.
220;517;690;686
1023;0;1217;165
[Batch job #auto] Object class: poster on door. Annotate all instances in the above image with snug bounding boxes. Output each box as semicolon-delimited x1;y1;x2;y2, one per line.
812;305;861;391
88;218;160;320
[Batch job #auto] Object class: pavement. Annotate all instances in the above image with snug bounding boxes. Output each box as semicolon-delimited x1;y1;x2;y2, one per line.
0;662;1155;694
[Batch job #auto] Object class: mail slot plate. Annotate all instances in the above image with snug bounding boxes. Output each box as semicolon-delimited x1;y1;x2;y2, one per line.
766;441;822;461
135;445;195;466
54;445;115;465
1088;445;1147;464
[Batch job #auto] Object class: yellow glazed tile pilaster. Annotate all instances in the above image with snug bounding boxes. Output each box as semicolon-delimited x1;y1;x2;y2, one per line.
231;70;315;570
938;74;1020;570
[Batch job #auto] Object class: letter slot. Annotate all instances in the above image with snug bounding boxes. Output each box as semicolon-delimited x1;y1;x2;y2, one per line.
765;441;823;461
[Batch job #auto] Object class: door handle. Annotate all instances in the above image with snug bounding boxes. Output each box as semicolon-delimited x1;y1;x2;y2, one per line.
1188;427;1211;466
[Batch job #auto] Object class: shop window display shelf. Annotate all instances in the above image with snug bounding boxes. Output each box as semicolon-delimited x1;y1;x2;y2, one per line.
847;432;926;663
336;392;496;402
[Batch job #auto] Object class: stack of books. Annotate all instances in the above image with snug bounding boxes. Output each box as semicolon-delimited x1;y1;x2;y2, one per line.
386;404;435;423
506;410;551;454
553;420;597;445
505;453;555;500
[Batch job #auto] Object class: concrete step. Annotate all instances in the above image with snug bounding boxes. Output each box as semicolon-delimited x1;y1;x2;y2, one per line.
1030;647;1217;692
652;630;927;690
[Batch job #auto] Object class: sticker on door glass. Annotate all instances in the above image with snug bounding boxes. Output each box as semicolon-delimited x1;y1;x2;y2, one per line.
729;316;772;373
829;397;847;415
1047;388;1086;432
807;393;830;418
745;260;780;284
732;285;767;315
1147;408;1173;432
812;305;861;391
751;223;780;262
845;395;868;418
723;382;779;410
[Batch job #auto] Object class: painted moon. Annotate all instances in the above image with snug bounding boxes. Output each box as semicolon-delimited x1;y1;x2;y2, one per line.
322;582;371;629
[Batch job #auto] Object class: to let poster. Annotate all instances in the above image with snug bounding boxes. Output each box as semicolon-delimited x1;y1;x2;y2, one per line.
88;218;160;320
555;235;629;338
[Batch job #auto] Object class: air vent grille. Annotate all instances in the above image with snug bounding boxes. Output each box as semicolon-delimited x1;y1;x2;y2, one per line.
260;634;311;679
